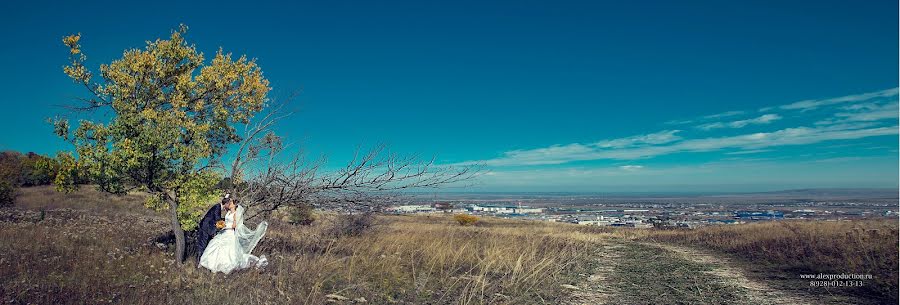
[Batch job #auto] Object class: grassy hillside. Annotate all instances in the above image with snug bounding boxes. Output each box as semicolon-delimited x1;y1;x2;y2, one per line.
0;186;602;304
1;186;897;304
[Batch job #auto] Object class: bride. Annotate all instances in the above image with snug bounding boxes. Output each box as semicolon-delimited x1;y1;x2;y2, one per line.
199;196;269;274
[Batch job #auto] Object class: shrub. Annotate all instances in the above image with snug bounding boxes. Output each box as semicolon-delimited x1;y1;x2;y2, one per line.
454;214;478;226
288;204;316;225
0;151;59;188
0;181;14;206
22;155;58;186
327;212;376;237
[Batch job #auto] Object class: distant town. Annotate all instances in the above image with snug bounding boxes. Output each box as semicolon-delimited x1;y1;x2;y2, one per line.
382;189;899;228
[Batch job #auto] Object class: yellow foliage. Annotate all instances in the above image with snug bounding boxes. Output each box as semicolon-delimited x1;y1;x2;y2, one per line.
54;25;268;231
454;214;479;226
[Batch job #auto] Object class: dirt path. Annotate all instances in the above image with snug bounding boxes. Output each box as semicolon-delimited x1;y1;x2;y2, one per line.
566;240;817;305
565;241;624;305
645;242;814;305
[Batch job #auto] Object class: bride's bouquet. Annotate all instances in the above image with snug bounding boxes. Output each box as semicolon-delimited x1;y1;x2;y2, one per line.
215;219;225;230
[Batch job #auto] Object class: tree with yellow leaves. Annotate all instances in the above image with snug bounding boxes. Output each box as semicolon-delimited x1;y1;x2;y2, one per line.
53;25;270;263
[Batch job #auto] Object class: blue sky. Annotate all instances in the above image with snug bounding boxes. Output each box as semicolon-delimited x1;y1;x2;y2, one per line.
0;0;897;192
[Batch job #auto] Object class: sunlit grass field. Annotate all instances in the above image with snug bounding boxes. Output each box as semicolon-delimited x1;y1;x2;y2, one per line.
0;186;600;304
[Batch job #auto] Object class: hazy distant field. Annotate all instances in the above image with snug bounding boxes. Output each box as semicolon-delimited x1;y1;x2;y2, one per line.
408;188;900;202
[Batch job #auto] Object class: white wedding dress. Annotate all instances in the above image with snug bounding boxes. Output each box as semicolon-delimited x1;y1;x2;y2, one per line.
200;205;269;274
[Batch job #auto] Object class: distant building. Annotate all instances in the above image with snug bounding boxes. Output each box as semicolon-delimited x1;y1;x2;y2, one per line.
388;205;435;213
706;219;739;225
734;210;783;220
577;220;613;226
626;222;653;228
514;207;544;214
467;203;543;215
676;222;696;229
433;202;455;213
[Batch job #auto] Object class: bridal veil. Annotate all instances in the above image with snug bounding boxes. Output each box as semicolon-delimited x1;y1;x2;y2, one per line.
235;205;267;255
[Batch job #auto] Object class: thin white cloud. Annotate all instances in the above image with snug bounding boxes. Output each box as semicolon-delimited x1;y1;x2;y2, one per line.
842;103;882;111
665;110;744;125
725;149;772;155
834;102;898;122
487;143;596;166
811;157;865;163
677;89;897;125
450;88;899;167
470;156;898;191
815;101;899;125
697;114;782;130
453;123;896;166
619;165;644;171
664;118;695;125
595;130;682;148
704;110;746;119
776;88;898;111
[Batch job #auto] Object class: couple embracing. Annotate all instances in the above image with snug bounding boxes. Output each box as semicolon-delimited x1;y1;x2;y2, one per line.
196;194;269;274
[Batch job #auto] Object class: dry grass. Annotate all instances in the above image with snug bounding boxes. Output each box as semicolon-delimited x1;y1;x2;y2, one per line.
606;242;752;305
0;186;600;304
4;186;896;304
639;220;899;304
10;185;151;216
258;215;599;304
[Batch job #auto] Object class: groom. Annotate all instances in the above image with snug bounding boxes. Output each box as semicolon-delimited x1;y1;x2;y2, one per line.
196;194;228;262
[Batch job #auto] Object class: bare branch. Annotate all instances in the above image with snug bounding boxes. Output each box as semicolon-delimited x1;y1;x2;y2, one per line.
226;92;482;220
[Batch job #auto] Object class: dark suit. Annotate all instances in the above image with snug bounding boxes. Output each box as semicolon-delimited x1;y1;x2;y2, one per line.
196;203;223;261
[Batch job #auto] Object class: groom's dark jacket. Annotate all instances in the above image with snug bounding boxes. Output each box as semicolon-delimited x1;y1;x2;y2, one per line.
196;203;223;261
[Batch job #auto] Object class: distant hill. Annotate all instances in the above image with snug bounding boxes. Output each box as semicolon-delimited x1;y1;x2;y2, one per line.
713;188;898;199
413;188;898;201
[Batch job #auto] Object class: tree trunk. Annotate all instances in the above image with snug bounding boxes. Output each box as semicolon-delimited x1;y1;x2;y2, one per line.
168;199;186;264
